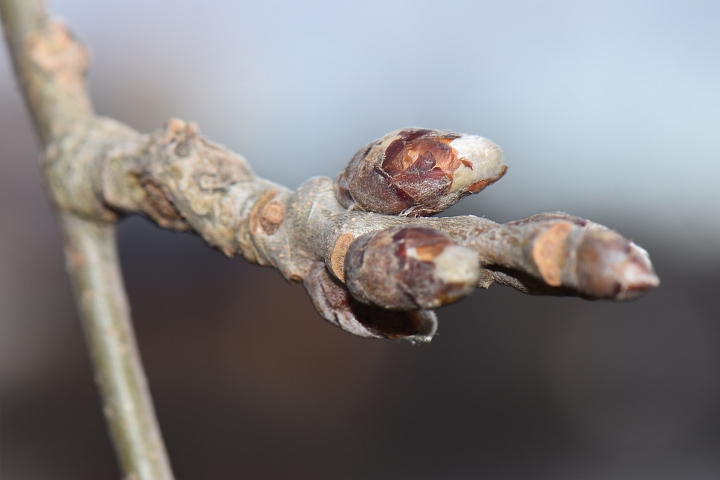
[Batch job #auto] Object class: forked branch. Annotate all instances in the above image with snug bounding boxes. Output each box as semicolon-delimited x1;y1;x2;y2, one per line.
1;1;659;478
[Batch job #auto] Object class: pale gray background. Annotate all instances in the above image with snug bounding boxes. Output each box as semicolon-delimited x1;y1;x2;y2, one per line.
1;1;719;479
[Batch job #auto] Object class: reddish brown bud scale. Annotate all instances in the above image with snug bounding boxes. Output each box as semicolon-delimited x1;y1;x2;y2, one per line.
343;226;481;310
303;262;437;342
336;128;507;216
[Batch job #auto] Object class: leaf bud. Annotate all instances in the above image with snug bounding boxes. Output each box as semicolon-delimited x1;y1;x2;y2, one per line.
335;128;507;216
344;226;480;310
574;230;660;300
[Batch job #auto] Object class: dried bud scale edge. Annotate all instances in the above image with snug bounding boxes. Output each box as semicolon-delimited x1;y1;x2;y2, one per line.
303;262;438;342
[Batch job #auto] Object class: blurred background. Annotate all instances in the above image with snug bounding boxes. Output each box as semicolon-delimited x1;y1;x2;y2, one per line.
1;0;719;478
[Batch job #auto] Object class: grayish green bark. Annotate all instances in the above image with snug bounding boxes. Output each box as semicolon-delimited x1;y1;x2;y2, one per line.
1;1;174;478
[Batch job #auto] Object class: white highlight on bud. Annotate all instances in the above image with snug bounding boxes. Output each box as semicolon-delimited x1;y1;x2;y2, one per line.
430;245;481;287
406;243;481;308
449;135;505;192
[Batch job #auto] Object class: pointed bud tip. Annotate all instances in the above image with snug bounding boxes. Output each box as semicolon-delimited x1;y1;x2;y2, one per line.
577;231;659;300
615;243;660;300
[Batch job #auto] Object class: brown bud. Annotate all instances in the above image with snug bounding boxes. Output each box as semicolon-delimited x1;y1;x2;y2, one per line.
335;128;507;216
303;262;437;342
575;230;660;300
344;226;480;310
478;216;659;300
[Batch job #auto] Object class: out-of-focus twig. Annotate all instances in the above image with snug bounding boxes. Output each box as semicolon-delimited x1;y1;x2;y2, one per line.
61;214;174;480
1;1;174;479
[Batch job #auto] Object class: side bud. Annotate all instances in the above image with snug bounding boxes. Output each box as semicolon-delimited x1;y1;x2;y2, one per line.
344;226;481;310
335;128;507;216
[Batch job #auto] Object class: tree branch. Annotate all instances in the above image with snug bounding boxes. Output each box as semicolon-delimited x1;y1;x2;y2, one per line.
1;1;174;479
42;116;659;341
61;214;174;480
2;0;660;474
0;0;91;143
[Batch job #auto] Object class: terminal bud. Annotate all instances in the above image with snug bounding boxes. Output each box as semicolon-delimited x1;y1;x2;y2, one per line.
575;229;660;300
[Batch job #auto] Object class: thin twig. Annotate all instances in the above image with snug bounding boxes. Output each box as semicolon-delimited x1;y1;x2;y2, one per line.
61;214;174;480
1;1;174;478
